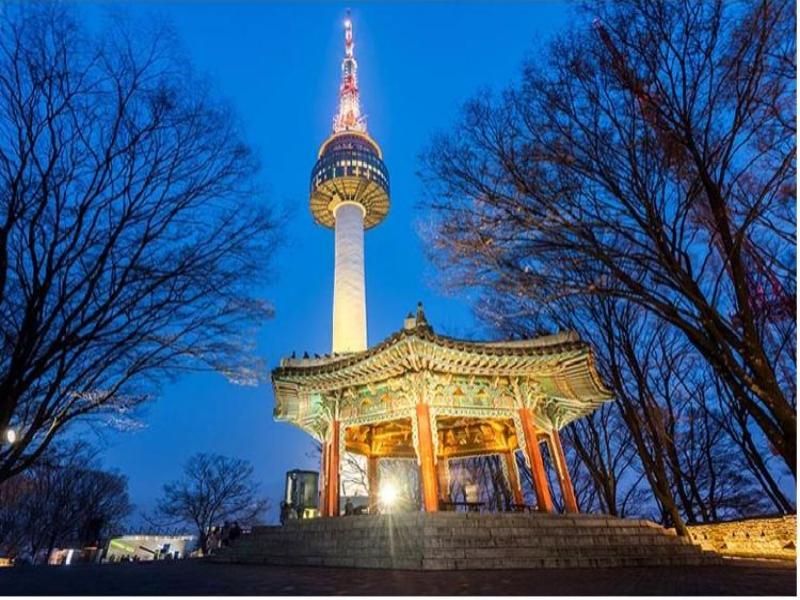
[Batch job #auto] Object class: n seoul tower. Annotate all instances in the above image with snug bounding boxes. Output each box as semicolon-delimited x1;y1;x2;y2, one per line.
310;14;390;354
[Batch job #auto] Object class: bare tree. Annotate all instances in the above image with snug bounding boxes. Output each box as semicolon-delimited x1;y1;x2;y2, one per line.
448;455;513;511
0;469;26;556
0;5;278;483
485;286;780;532
340;451;368;498
713;380;794;512
565;404;645;517
153;453;268;556
420;0;795;475
593;300;772;532
0;441;130;563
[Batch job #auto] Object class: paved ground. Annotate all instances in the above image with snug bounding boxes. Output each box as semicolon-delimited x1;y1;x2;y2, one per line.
0;558;795;595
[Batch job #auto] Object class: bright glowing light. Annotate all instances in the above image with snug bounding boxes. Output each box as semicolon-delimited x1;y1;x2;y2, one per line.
378;482;399;507
333;15;365;133
4;429;16;444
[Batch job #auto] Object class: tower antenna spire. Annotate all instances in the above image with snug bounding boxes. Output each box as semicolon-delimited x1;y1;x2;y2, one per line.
334;10;366;133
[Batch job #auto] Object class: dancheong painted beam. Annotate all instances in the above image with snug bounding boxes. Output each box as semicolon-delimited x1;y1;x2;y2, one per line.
272;305;612;442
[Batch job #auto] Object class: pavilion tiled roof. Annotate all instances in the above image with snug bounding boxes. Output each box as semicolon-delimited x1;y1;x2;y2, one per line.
272;308;612;402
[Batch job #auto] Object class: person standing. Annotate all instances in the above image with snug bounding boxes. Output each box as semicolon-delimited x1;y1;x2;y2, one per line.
229;522;242;544
206;527;221;555
221;521;231;547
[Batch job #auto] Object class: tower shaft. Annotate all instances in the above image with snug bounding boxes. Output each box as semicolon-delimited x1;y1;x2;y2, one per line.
332;203;367;353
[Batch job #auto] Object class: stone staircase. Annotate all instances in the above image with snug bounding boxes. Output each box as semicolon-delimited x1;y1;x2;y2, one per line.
214;512;723;570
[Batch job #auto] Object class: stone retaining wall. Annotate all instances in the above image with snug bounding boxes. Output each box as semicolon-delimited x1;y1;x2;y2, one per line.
686;515;796;561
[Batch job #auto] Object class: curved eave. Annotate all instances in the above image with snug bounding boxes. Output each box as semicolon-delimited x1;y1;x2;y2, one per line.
272;326;613;401
275;327;592;377
271;380;327;442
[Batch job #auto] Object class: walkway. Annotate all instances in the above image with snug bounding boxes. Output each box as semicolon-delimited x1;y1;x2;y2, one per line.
0;558;794;595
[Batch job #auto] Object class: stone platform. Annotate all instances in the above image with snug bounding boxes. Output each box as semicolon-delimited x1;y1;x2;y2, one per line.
215;512;723;570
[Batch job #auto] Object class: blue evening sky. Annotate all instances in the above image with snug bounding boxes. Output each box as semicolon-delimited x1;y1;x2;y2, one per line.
85;1;574;523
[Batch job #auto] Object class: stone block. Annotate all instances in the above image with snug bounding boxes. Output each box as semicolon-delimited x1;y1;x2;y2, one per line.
421;558;457;570
322;556;355;567
424;547;465;559
463;546;509;559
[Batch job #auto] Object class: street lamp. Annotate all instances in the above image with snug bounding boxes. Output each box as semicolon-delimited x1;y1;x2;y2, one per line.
5;428;16;444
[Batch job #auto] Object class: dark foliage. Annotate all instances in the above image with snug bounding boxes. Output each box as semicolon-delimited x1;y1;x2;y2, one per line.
420;0;795;529
0;441;131;563
0;4;278;483
152;453;269;555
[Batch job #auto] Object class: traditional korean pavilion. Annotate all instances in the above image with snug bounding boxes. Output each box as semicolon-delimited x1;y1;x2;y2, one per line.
272;16;613;517
273;305;613;516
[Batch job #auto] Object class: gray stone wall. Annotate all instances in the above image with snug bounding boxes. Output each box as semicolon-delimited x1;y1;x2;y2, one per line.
686;515;796;560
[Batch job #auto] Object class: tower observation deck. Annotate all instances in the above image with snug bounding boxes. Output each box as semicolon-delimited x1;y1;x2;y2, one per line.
310;15;390;354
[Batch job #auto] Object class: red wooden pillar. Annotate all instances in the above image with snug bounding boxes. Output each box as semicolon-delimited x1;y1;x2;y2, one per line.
518;407;554;512
550;430;579;513
326;420;341;517
415;404;439;512
320;440;329;516
503;450;524;506
367;455;380;513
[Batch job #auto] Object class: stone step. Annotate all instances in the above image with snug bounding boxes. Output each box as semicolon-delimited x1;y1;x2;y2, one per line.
421;554;722;570
229;540;700;558
274;513;661;526
226;547;708;568
231;544;704;563
220;552;721;570
257;524;682;539
425;533;693;546
229;537;701;557
235;533;699;551
239;534;693;551
273;525;681;539
214;513;722;570
274;515;667;531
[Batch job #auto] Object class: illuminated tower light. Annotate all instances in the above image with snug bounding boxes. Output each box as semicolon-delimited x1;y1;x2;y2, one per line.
310;14;390;354
334;14;366;133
